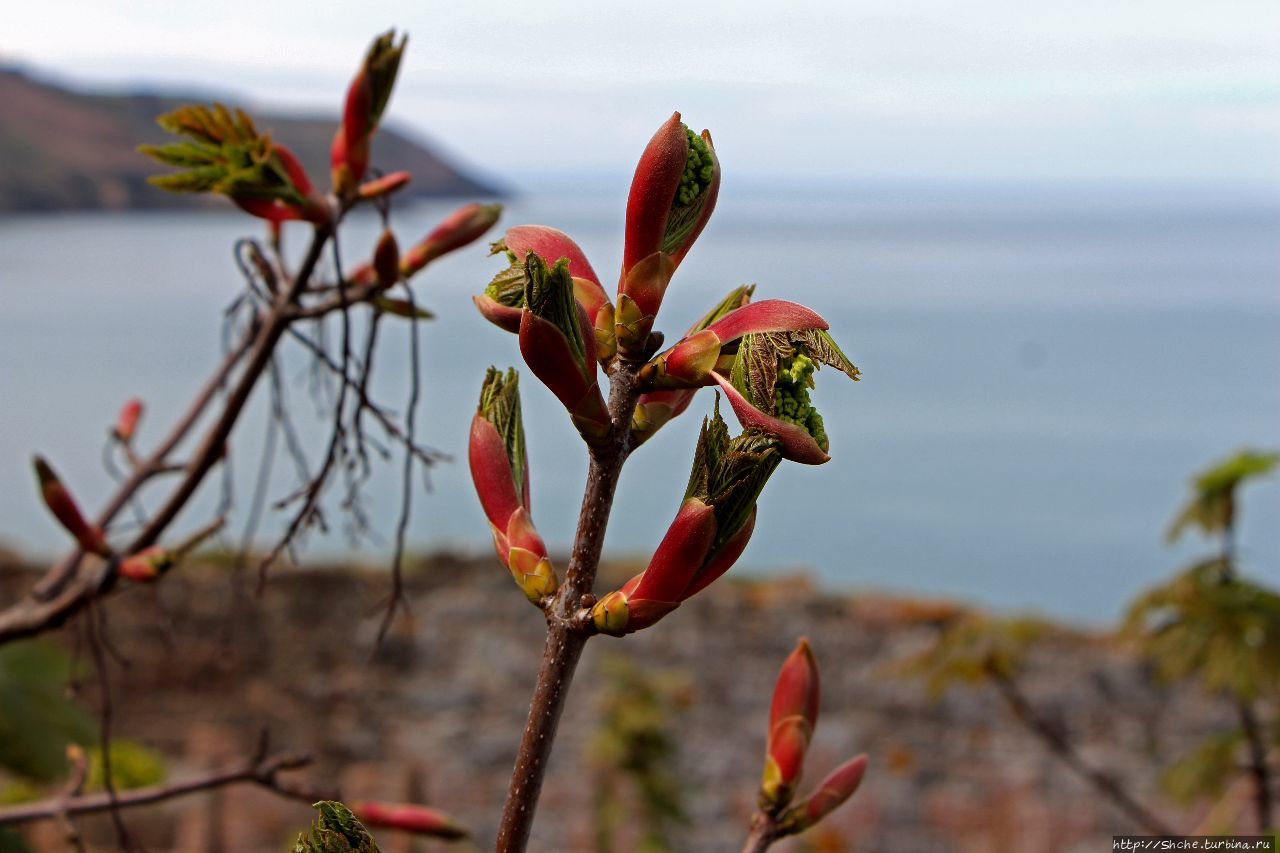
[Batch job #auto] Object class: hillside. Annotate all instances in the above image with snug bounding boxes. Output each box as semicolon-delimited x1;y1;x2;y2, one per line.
0;553;1221;851
0;68;502;212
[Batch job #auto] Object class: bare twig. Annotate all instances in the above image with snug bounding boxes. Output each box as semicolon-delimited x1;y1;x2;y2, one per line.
0;219;335;645
986;665;1175;834
0;751;329;827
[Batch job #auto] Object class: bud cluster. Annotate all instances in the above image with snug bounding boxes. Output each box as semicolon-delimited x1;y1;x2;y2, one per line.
756;639;868;838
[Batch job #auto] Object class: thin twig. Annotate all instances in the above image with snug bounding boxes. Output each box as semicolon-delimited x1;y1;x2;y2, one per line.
0;220;334;645
986;665;1175;834
376;292;421;646
0;751;329;827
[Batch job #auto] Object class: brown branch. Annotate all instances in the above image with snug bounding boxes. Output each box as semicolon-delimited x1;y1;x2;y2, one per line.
740;815;781;853
0;218;336;645
1236;699;1274;831
32;326;257;602
0;751;328;827
494;362;645;853
987;666;1175;835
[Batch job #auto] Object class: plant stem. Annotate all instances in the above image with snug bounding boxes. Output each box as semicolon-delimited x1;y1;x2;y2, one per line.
494;365;643;853
1237;700;1274;831
988;667;1174;834
0;751;323;826
739;816;780;853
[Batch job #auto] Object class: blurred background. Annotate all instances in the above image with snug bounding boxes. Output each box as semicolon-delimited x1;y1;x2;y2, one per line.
0;3;1278;849
2;0;1276;621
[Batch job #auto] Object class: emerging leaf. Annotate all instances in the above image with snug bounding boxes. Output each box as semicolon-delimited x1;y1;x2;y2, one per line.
294;801;380;853
140;104;323;222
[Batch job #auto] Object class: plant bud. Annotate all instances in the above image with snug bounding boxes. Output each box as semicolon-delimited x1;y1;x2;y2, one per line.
616;113;720;356
352;801;469;840
786;754;869;832
401;202;503;276
113;398;144;443
373;229;400;289
32;456;110;557
331;30;407;193
761;638;821;807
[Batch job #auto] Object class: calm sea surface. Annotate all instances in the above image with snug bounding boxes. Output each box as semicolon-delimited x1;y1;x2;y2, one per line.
2;187;1277;623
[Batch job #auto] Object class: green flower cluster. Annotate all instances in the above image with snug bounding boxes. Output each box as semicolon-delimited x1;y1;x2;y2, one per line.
676;127;715;207
773;354;829;452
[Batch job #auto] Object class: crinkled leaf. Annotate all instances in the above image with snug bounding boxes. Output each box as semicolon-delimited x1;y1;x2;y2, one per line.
484;259;527;309
140;103;309;208
294;801;380;853
478;367;526;503
683;400;778;548
523;254;586;369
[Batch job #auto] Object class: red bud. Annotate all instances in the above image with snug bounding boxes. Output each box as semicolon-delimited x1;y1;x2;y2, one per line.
373;229;400;289
113;398;144;443
795;755;869;830
352;801;468;840
357;171;411;200
762;638;821;806
33;456;110;557
401;203;502;276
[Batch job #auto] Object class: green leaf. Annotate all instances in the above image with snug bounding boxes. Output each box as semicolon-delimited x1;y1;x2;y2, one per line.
683;400;780;549
478;367;527;504
1167;449;1278;542
523;254;587;369
293;801;380;853
140;103;311;209
1123;559;1280;701
0;641;94;781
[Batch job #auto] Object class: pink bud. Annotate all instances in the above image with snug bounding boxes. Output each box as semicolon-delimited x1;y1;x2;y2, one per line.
331;31;406;192
650;300;829;389
401;203;502;276
762;638;821;806
352;801;468;840
503;225;601;286
113;398;144;443
627;498;717;606
468;415;524;533
118;546;171;582
616;113;720;356
357;170;411;200
33;456;110;558
796;755;869;830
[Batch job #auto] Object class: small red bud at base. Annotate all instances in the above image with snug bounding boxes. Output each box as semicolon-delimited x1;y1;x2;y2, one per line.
113;398;144;443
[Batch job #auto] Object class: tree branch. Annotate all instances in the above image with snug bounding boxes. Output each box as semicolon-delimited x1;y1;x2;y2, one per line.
0;751;330;827
494;363;645;853
0;219;335;645
987;666;1175;835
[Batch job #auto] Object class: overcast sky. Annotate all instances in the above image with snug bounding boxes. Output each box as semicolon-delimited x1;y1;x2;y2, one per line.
6;0;1279;188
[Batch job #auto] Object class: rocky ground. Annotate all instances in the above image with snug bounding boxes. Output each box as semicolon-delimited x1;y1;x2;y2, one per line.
0;553;1238;852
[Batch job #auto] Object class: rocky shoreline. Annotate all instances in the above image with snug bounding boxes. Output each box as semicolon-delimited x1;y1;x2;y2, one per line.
0;553;1230;852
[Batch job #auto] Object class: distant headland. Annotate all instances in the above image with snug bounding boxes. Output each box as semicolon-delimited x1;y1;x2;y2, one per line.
0;67;503;213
